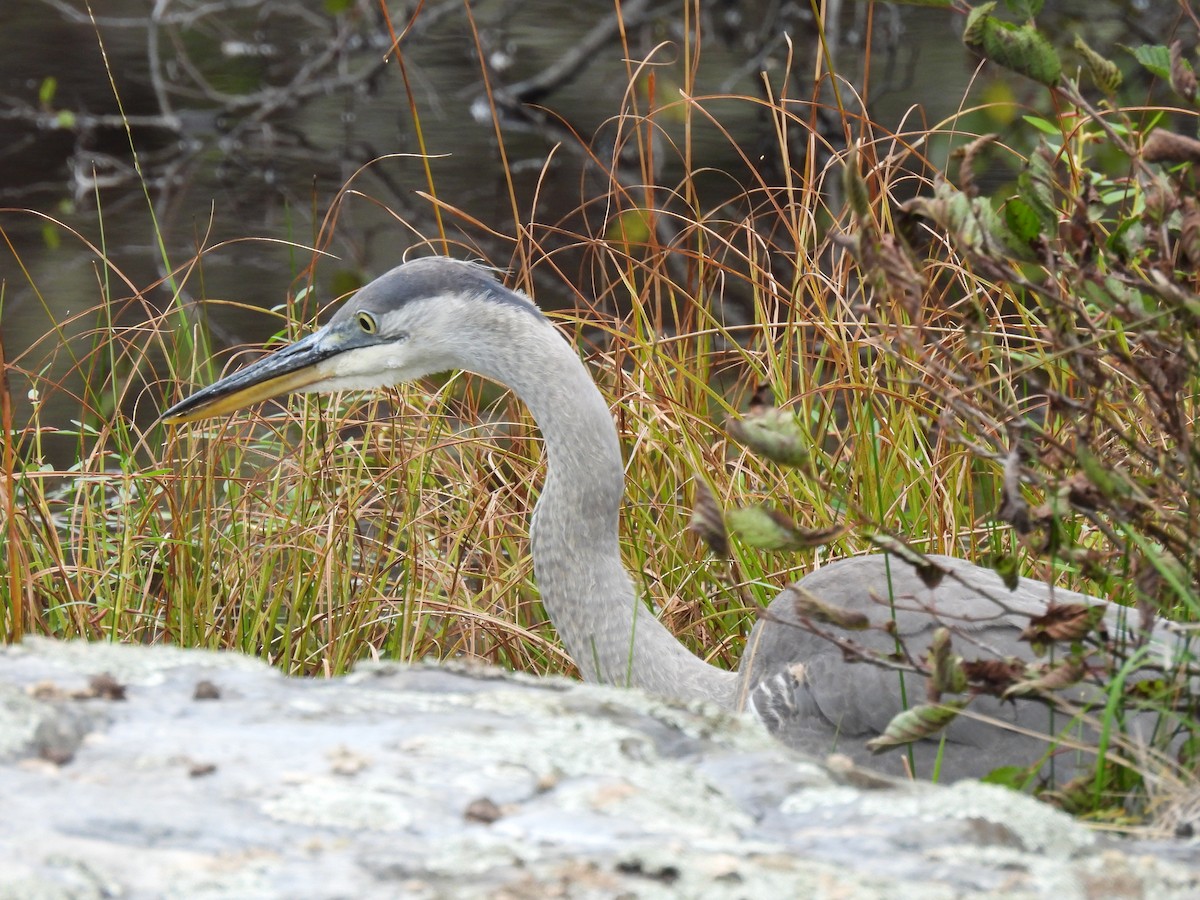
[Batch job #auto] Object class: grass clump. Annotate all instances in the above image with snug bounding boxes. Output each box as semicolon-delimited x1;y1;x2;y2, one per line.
1;1;1197;826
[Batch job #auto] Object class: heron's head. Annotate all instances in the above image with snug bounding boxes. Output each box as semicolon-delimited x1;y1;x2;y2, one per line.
160;257;542;424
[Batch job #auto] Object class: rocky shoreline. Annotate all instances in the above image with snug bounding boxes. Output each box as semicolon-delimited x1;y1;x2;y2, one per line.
1;638;1195;898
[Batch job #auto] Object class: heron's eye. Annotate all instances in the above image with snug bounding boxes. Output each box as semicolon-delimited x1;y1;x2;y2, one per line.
356;311;377;334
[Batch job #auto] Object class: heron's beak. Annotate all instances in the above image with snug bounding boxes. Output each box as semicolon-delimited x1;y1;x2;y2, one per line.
160;329;339;424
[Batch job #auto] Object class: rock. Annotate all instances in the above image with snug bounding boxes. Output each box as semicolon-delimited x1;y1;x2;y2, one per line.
0;638;1195;899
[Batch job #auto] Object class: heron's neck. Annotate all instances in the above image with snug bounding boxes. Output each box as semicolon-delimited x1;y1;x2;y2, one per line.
472;317;736;708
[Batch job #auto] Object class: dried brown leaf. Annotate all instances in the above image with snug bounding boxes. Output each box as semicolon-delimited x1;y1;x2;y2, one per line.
955;133;998;199
1182;197;1200;268
688;480;729;558
85;673;127;701
1003;656;1088;698
962;658;1027;695
843;143;872;221
876;233;925;318
1171;40;1198;102
997;444;1031;533
748;383;774;414
1143;130;1200;165
1019;603;1105;652
926;627;968;701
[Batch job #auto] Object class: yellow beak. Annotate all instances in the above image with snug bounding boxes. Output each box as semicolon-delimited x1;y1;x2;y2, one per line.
160;330;334;424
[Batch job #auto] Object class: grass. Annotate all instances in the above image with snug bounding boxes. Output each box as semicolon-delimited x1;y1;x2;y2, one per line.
2;1;1198;824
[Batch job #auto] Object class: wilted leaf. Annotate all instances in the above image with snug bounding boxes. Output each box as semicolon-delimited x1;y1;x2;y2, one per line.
903;177;1033;261
926;628;968;700
748;383;775;413
688;480;728;557
1073;35;1123;93
1004;656;1087;697
865;700;966;753
955;133;998;198
1019;145;1060;229
1124;677;1168;701
787;588;873;628
728;507;843;551
1143;130;1200;164
786;584;870;630
850;227;925;317
1040;771;1104;815
1182;197;1200;268
865;535;945;588
1075;446;1147;507
963;658;1027;694
843;144;872;221
997;444;1031;534
1170;40;1197;101
726;406;810;468
1019;603;1105;654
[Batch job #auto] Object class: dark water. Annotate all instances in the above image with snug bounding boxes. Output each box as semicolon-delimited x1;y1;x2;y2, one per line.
0;0;1158;451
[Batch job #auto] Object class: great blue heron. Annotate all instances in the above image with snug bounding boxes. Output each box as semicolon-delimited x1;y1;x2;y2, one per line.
162;256;1176;783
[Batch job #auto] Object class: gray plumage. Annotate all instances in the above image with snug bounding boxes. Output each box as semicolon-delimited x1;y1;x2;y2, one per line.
163;257;1183;783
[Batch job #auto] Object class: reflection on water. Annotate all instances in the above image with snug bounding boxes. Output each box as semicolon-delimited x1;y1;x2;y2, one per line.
0;0;1156;456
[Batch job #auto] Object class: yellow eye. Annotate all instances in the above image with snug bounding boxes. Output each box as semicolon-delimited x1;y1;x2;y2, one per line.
356;311;377;334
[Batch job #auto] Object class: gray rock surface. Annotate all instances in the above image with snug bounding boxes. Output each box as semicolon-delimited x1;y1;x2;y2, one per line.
0;638;1196;899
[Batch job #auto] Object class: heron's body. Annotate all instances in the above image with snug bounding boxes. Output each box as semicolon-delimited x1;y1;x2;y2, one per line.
163;257;1177;783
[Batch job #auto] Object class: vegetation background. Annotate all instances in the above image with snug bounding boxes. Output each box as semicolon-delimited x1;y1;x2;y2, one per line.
1;0;1197;825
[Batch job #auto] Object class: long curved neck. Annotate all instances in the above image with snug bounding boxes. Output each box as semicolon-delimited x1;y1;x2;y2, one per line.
468;313;737;708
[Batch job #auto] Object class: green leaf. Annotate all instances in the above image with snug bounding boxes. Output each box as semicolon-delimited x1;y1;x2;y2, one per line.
1017;151;1058;229
965;11;1062;86
963;2;996;46
988;25;1062;86
989;553;1021;591
727;506;842;551
727;507;802;551
980;764;1035;788
1021;115;1060;136
726;407;810;468
324;0;353;12
54;110;76;129
1127;44;1171;81
907;179;1033;261
1003;197;1041;244
38;75;57;108
330;269;365;300
40;221;61;251
1004;0;1043;18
